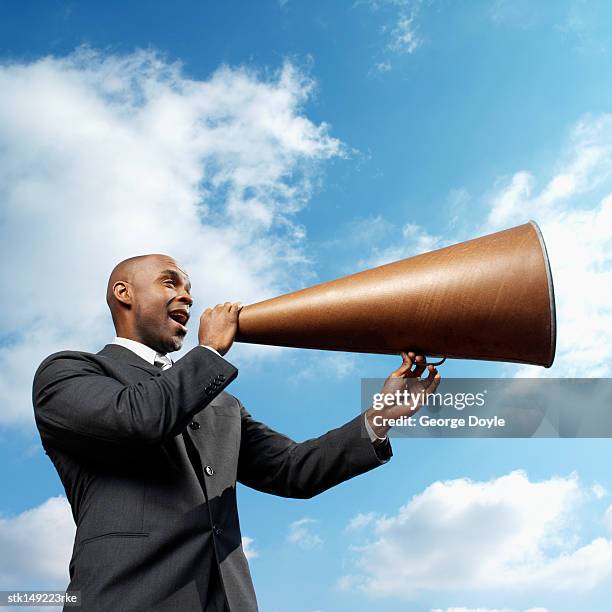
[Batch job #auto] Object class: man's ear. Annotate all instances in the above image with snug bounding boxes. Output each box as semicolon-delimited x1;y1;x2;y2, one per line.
113;281;132;307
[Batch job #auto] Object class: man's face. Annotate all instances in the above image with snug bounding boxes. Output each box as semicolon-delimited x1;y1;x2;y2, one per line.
129;256;193;354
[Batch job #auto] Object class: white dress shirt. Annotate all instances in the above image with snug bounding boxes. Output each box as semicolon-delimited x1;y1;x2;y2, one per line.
111;337;386;444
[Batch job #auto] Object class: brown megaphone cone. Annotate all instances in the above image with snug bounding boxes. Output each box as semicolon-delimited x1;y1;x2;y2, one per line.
236;221;556;367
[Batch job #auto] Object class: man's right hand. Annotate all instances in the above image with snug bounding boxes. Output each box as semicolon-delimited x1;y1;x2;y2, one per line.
198;302;243;356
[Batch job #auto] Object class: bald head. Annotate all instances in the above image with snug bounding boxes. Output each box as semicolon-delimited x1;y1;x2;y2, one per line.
106;255;148;315
106;254;193;353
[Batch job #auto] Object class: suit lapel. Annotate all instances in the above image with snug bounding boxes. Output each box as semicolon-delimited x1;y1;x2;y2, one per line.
97;343;161;375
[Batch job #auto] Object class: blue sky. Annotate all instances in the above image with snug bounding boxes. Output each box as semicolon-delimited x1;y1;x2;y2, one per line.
1;2;612;611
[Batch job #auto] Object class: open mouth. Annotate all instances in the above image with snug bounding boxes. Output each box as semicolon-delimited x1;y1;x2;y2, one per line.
168;309;190;331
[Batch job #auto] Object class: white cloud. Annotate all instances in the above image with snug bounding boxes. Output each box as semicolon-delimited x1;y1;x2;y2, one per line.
447;187;472;228
374;61;392;73
0;496;74;587
340;470;612;597
242;536;258;560
387;12;421;54
293;350;357;382
356;220;443;268
357;0;424;72
483;114;612;378
346;511;379;531
593;483;608;499
287;517;324;550
326;210;446;275
603;505;612;532
0;48;343;427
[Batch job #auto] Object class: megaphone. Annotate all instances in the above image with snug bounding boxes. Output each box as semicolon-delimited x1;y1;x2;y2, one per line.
235;221;556;367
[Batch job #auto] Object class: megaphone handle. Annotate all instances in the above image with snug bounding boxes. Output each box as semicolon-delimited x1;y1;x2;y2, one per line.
400;353;447;367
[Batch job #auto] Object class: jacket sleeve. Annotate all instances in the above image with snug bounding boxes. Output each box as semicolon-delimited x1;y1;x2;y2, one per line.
32;346;238;453
236;401;392;499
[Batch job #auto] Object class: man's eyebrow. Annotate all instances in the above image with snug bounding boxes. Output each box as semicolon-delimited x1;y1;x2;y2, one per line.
158;269;192;291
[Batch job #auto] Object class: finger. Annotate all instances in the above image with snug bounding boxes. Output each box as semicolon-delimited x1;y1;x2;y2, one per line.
392;351;413;377
423;365;437;388
412;355;427;378
224;301;232;310
428;372;442;394
229;303;242;316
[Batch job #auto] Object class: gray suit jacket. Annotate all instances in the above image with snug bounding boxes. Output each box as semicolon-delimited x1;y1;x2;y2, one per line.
32;343;392;611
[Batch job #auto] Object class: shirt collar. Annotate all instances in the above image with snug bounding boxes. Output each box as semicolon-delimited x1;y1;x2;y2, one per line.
111;337;169;366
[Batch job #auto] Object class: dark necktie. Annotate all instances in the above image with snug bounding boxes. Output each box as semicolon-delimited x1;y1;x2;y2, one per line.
154;354;172;370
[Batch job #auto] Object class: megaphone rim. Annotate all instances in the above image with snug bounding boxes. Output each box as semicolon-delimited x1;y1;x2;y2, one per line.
528;219;557;368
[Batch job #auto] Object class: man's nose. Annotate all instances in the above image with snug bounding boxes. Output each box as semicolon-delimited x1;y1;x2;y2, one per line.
178;291;193;307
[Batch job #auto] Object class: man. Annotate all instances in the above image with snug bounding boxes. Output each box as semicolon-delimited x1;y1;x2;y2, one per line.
32;254;441;611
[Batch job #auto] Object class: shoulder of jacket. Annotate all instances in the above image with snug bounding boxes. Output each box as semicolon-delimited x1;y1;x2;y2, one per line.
34;349;106;377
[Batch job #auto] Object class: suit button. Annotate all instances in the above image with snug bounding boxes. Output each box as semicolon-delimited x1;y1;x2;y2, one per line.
189;421;200;430
204;465;214;476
